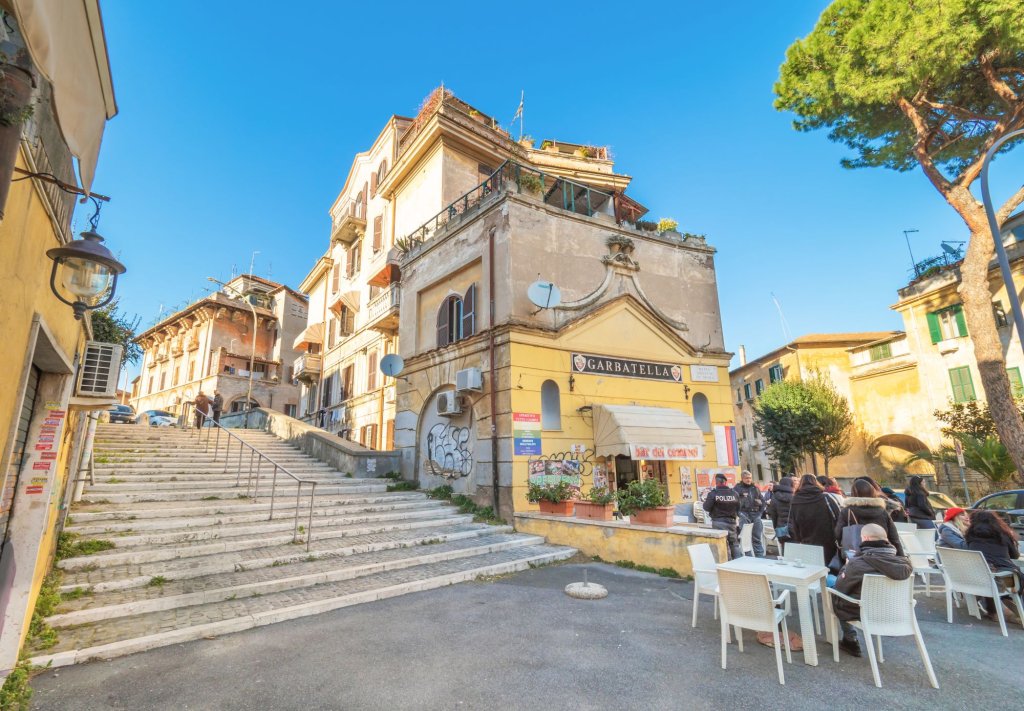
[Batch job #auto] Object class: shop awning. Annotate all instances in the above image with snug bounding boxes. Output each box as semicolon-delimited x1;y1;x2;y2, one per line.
292;322;323;350
592;404;705;461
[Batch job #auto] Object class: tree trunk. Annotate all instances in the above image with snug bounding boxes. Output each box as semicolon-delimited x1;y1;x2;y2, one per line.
958;227;1024;485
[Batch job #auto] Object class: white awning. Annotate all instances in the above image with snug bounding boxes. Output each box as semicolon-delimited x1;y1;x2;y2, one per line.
9;0;117;191
292;322;324;350
592;404;705;460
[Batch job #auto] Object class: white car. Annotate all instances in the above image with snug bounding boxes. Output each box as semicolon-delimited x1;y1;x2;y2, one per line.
147;415;177;427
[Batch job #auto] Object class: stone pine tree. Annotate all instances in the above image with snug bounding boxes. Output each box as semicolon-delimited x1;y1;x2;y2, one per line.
774;0;1024;474
806;372;854;476
753;380;821;474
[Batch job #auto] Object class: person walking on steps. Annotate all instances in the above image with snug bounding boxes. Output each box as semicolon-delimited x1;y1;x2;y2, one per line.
703;473;741;559
193;391;211;429
735;470;766;557
212;391;224;424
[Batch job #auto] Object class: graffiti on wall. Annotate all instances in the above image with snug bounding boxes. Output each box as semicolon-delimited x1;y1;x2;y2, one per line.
424;422;473;479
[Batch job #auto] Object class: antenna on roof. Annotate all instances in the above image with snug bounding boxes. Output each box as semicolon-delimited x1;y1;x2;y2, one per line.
249;250;260;278
903;229;920;275
770;292;793;342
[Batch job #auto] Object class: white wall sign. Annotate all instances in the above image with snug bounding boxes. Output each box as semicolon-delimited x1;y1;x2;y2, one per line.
690;365;718;383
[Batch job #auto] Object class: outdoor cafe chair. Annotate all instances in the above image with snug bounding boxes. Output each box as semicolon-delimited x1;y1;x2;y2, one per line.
739;523;754;556
898;531;942;597
936;547;1024;637
827;574;939;689
894;521;919;534
781;542;824;633
717;569;792;685
688;543;721;629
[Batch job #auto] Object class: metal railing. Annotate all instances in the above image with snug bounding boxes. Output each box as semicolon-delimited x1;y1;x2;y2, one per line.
183;402;318;551
366;284;401;322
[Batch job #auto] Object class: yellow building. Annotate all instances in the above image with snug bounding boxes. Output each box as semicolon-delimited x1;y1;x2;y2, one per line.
0;1;118;678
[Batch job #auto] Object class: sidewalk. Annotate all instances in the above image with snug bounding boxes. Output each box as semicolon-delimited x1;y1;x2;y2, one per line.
30;561;1024;710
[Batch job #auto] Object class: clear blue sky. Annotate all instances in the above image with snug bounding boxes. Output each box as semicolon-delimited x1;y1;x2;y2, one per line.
91;0;1022;383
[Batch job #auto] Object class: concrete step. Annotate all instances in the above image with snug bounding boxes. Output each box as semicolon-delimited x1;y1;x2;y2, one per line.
86;475;379;491
80;482;387;503
31;544;575;667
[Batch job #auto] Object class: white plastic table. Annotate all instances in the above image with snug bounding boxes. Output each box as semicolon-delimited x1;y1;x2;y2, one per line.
718;556;832;666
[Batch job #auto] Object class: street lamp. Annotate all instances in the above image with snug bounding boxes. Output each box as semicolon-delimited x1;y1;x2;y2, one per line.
46;229;126;319
208;276;258;425
980;127;1024;357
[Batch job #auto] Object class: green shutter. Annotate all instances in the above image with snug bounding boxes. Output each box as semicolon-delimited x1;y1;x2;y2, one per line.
927;311;942;343
953;305;968;337
1008;367;1024;398
949;366;976;403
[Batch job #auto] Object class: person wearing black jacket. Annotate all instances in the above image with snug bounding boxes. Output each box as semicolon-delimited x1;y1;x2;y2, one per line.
966;510;1023;623
787;474;840;568
767;476;795;549
735;470;766;557
834;479;905;564
904;476;936;529
703;473;741;559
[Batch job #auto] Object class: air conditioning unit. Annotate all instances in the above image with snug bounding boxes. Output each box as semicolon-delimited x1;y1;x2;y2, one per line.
436;391;463;417
456;367;483;392
76;341;123;398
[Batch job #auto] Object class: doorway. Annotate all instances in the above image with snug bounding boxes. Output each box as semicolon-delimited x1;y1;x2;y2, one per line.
614;456;668;494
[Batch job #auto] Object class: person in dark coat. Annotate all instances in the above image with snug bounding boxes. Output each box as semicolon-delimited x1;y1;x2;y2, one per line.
193;392;211;429
787;474;840;568
834;479;905;563
832;523;913;657
703;473;741;559
904;476;936;529
879;487;911;523
767;476;795;548
966;510;1022;623
211;391;224;424
735;470;766;557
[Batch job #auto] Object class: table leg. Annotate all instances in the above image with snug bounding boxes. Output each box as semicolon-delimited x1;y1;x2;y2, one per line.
794;584;819;666
820;572;834;645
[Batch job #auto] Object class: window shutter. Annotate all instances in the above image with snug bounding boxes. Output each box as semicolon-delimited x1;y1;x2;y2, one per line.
953;305;968;337
1009;367;1024;398
332;264;340;292
370;172;378;196
368;351;378;391
926;311;942;343
437;297;450;347
362;182;368;211
373;216;383;252
462;283;477;337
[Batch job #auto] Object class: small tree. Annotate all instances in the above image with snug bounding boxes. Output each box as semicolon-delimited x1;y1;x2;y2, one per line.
753;380;821;474
806;372;855;475
89;300;141;370
909;433;1018;486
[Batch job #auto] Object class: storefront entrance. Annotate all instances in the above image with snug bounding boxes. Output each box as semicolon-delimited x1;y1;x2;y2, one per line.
614;455;668;494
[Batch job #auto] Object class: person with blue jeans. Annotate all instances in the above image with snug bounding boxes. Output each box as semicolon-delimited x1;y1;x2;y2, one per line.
734;470;766;557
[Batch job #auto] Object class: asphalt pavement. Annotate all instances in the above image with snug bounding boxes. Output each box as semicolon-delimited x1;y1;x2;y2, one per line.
29;561;1024;710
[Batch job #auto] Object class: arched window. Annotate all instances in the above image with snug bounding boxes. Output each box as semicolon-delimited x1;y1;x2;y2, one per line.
436;284;478;347
692;392;711;433
541;380;561;430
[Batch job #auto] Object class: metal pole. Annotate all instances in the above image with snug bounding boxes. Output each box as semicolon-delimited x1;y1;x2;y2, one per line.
980;127;1024;358
903;229;919;276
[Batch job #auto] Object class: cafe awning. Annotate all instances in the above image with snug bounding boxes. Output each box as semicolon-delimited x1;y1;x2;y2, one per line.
592;404;705;461
292;322;324;350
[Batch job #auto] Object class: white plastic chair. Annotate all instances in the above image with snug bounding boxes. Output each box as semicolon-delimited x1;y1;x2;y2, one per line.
899;532;942;596
717;569;792;685
781;542;824;633
739;523;754;556
827;574;938;689
936;547;1024;637
688;543;720;628
894;522;918;534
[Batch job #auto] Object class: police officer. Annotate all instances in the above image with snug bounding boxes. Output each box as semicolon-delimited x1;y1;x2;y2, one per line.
703;473;741;559
735;470;766;557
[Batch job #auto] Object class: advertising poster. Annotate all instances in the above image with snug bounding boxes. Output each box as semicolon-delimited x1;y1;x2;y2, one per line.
678;465;694;502
696;466;738;504
512;413;542;456
527;459;582;489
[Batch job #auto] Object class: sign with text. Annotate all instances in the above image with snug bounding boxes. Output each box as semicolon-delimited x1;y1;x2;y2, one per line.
571;353;682;382
628;444;704;461
512;412;542;456
689;365;718;383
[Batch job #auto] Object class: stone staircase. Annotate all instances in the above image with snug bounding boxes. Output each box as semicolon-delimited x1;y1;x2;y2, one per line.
30;424;574;667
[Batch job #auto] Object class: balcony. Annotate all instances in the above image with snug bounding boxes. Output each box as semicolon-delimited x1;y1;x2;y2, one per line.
331;198;367;244
294;353;322;382
366;284;400;333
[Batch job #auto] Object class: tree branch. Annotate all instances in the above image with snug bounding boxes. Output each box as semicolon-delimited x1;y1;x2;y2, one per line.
897;97;953;195
919;99;993;123
997;183;1024;223
981;51;1020;105
956;107;1024;188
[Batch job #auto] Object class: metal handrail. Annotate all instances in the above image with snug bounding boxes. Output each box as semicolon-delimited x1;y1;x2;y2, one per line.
183;402;317;551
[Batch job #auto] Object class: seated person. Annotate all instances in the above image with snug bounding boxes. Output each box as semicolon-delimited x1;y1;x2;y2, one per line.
937;507;969;549
831;523;913;657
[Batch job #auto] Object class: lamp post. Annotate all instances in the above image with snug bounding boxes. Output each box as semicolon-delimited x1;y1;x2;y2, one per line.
46;230;126;319
208;277;258;426
980;127;1024;357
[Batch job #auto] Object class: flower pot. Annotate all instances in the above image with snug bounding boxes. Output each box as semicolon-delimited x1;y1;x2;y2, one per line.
629;506;675;527
538;500;574;516
0;63;36;219
575;501;614;521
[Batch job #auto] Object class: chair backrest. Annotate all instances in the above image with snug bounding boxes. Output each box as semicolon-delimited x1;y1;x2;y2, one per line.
937;547;998;597
782;541;825;566
763;520;777;541
739;523;754;553
717;569;776;630
913;528;937;554
858;574;917;636
688;543;719;592
894;522;918;533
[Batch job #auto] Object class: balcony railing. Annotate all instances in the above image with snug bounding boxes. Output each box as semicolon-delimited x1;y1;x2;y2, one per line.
331;197;367;243
294;353;322;382
366;284;400;332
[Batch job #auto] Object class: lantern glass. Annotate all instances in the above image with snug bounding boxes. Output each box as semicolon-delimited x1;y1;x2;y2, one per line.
60;256;114;299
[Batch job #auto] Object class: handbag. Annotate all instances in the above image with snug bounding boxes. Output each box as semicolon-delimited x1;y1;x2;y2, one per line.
828;509;864;571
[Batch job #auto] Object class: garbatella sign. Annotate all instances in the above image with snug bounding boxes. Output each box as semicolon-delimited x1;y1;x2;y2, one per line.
570;352;682;382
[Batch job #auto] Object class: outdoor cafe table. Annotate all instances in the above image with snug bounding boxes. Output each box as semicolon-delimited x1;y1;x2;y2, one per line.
717;556;833;666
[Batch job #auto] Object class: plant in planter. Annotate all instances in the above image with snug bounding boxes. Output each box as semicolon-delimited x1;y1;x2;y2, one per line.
518;172;543;196
656;218;680;234
616;479;674;527
573;146;592;158
634;219;658;232
0;56;36;218
575;486;616;521
527;480;576;516
518;134;534;148
540;140;555;151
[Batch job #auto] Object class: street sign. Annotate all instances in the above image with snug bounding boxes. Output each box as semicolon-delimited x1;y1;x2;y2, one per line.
954;439;966;468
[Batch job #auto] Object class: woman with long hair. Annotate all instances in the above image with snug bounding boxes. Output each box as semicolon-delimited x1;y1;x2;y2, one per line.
787;474;840;569
966;510;1022;624
855;476;909;523
904;475;937;529
937;507;970;549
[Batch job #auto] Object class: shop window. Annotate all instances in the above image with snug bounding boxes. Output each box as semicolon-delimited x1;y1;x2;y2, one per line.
692;392;711;433
541;380;561;430
436;284;477;348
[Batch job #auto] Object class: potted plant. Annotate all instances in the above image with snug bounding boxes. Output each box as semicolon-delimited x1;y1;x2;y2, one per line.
527;480;576;516
656;218;681;237
575;485;616;521
540;140;555;152
0;58;36;218
518;172;542;196
518;135;534;149
573;146;592;158
616;479;674;527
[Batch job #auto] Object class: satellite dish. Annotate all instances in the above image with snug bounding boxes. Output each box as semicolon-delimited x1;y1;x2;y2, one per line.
527;280;562;311
941;242;963;258
380;354;405;377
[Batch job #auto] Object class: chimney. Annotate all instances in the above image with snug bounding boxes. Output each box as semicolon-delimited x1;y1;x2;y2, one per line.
739;345;747;366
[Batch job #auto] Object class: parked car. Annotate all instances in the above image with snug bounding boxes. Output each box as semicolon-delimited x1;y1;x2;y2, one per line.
147;415;177;427
135;409;176;426
106;404;135;424
970;490;1024;537
893;490;959;517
